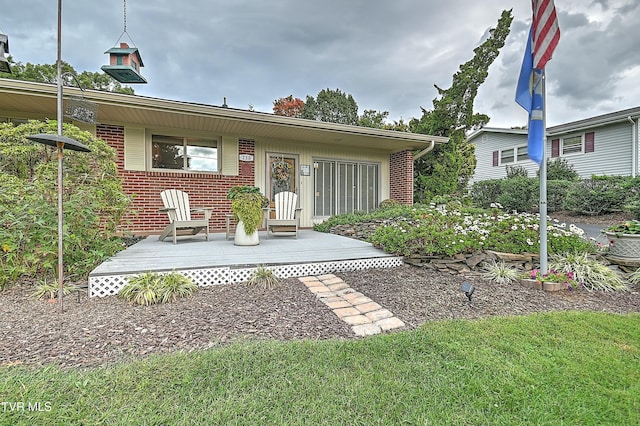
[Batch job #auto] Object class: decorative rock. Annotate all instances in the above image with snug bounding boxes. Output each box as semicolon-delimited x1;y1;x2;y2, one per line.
465;252;487;268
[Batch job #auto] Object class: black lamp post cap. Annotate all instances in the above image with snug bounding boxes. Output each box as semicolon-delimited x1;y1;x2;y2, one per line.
27;134;91;152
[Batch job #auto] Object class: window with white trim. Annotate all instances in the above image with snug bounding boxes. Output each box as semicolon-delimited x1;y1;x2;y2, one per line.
499;145;528;165
562;135;583;155
151;135;218;172
516;146;528;162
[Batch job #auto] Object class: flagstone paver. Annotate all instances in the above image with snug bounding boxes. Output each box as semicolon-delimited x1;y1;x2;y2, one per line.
298;273;406;336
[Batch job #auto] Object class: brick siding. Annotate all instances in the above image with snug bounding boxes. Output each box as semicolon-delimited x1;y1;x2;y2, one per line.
97;124;255;234
389;150;413;204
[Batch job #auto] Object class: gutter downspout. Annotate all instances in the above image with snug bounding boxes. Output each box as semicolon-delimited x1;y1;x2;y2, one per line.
413;140;435;161
628;116;637;178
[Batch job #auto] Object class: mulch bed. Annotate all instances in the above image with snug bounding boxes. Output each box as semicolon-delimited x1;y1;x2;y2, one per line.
2;211;637;369
2;265;639;369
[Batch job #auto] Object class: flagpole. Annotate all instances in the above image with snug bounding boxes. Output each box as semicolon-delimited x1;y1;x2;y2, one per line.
539;71;548;274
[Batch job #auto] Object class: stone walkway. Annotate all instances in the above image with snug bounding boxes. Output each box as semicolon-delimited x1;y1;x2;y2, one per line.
298;274;405;337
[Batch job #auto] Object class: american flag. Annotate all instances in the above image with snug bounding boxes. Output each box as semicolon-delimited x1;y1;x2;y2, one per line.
532;0;560;70
515;0;560;165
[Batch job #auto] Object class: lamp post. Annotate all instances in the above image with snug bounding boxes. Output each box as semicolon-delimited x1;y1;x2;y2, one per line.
27;0;90;312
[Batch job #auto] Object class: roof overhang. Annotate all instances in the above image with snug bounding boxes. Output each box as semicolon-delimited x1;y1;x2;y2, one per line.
0;79;448;152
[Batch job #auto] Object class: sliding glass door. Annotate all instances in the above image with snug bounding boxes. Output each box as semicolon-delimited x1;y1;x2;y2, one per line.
314;159;379;216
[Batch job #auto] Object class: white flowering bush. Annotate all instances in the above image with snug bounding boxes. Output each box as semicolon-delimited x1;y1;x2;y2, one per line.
369;206;594;257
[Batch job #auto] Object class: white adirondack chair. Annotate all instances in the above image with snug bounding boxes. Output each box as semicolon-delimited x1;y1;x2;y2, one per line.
266;191;301;239
158;189;213;244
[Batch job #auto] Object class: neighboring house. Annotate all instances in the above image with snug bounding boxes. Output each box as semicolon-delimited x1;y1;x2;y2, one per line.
469;106;640;183
0;79;447;234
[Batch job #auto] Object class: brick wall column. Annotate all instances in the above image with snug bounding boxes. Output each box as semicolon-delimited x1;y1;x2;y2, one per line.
389;150;413;204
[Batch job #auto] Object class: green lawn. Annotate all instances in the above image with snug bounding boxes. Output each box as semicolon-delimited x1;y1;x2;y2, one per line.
1;311;638;425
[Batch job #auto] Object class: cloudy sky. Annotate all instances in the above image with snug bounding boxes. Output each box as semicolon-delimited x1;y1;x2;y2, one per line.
2;0;639;128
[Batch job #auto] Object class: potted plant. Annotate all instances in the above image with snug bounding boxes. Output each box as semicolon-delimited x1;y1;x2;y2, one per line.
532;269;578;291
603;220;640;261
227;186;267;246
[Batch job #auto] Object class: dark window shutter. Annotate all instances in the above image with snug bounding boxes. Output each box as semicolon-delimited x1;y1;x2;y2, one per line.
551;139;560;157
492;150;498;167
585;132;595;153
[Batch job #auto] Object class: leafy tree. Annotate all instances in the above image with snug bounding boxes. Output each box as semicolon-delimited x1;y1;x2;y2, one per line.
410;10;513;202
358;109;389;128
302;88;358;125
0;57;135;94
273;95;305;117
0;120;131;285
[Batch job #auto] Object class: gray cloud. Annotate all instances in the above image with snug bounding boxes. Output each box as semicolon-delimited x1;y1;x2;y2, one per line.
1;0;639;128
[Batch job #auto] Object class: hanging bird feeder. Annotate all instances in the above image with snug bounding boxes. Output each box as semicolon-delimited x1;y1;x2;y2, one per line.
0;32;11;74
101;0;147;84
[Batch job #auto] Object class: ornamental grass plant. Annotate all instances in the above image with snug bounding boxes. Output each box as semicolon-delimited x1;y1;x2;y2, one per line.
119;272;198;305
481;260;519;284
549;252;627;292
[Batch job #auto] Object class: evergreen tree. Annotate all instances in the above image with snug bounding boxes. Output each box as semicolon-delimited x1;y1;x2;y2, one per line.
411;10;513;202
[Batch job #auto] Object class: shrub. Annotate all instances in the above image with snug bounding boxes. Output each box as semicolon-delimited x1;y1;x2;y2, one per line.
378;199;400;209
496;176;538;213
625;199;640;220
539;158;579;181
119;272;197;305
564;177;628;215
505;165;528;179
370;209;594;257
0;120;131;284
469;179;502;209
546;179;575;213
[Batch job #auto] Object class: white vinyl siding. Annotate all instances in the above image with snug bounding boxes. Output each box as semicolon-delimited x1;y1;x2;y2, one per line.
471;131;535;183
559;123;631;178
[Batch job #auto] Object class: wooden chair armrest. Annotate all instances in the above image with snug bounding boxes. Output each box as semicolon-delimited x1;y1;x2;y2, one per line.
191;207;214;220
294;208;302;219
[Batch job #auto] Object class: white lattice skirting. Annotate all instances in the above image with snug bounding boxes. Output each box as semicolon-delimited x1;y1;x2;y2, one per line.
88;257;403;297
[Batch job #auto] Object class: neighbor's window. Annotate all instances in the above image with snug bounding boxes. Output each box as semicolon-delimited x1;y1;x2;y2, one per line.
516;145;528;162
500;148;515;164
562;135;582;155
151;135;218;172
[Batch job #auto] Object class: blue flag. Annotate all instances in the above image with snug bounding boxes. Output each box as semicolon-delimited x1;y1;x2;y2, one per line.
516;28;545;165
